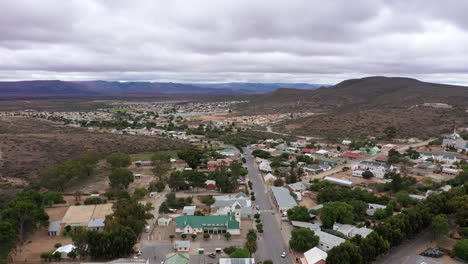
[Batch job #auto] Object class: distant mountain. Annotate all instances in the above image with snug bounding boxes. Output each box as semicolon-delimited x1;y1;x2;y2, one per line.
0;80;326;98
193;82;327;93
236;76;468;138
0;80;99;97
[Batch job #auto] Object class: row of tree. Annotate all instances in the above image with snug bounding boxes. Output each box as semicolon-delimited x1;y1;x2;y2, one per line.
326;185;467;264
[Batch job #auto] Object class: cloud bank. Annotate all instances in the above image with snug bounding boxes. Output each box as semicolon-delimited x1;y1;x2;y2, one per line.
1;0;468;84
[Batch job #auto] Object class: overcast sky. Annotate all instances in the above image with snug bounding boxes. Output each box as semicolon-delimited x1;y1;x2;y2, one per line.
1;0;468;84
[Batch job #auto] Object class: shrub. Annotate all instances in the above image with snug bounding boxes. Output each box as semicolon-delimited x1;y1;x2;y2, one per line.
84;197;104;205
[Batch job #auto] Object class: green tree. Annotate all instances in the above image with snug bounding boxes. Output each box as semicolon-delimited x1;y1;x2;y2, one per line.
67;251;77;259
289;228;319;251
181;233;187;240
191;234;197;240
42;192;65;206
453;239;468;261
40;160;84;191
151;160;171;183
177;148;204;169
105;198;153;235
326;241;363;264
106;153;131;168
78;150;100;177
168;171;187;191
384;126;397;140
263;260;273;264
320;202;355;228
184;170;207;192
396;191;415;207
251;149;271;159
229;248;250;258
430;214;450;242
203;233;210;240
230;160;243;178
287;206;311;222
2;191;49;243
362;171;374;179
109;168;134;189
225;232;232;240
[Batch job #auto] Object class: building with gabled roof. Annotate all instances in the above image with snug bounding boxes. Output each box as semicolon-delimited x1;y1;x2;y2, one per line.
271;186;298;213
175;212;240;235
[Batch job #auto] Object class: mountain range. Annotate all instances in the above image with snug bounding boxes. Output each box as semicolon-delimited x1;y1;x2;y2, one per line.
0;80;326;98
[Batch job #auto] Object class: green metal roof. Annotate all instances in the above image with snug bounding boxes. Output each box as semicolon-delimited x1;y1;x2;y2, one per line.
165;253;190;264
176;212;239;230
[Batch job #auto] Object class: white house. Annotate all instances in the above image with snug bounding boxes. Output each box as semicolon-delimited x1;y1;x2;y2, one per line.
302;247;328;264
324;177;353;187
259;160;272;173
333;223;373;238
53;244;77;259
174;240;190;252
314;230;345;251
182;206;196;216
158;215;172;226
352;161;398;179
264;173;277;183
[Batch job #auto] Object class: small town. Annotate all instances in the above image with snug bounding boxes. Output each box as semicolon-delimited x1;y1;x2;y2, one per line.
1;1;468;264
1;100;467;264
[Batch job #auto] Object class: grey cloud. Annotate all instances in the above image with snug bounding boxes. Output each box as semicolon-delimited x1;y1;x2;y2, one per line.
0;0;467;84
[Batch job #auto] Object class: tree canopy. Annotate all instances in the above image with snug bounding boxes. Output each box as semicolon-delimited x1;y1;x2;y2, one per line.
289;228;319;252
106;153;131;168
109;168;134;189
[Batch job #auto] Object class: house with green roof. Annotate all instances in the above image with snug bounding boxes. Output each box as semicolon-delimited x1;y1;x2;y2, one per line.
175;212;240;235
165;253;190;264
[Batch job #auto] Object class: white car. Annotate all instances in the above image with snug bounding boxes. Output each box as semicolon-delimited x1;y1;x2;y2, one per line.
281;252;287;258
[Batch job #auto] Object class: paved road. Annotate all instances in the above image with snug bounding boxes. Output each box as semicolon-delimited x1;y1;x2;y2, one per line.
244;147;293;264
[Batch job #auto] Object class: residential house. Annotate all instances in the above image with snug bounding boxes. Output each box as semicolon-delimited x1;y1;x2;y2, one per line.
333;223;373;238
315;230;346;251
288;182;310;192
211;192;252;220
205;179;216;190
158;215;172;226
367;203;387;216
382;144;397;151
320;158;339;166
165;253;190;264
343;152;359;159
324;177;353;187
420;152;459;164
48;221;61;236
271;186;298;213
53;244;78;259
264;173;277;183
259;160;272;173
174;241;190;252
87;218;105;231
442;129;468;152
175;213;240;235
409;194;426;201
315;149;329;156
352;161;398;179
182;206;196;216
302;247;328;264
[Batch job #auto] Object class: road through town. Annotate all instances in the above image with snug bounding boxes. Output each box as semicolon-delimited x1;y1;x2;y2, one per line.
244;147;294;264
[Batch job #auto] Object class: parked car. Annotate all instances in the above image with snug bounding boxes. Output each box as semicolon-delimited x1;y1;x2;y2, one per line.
208;253;216;258
281;252;287;258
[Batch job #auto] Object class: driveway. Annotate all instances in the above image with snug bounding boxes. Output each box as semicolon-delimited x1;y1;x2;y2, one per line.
244;147;294;264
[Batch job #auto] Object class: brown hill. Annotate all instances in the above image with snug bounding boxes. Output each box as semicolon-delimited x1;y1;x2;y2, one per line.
0;117;190;184
236;76;468;138
236;76;468;114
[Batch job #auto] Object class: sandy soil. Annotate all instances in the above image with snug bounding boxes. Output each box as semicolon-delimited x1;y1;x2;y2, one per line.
45;207;69;222
299;196;317;208
12;226;72;262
